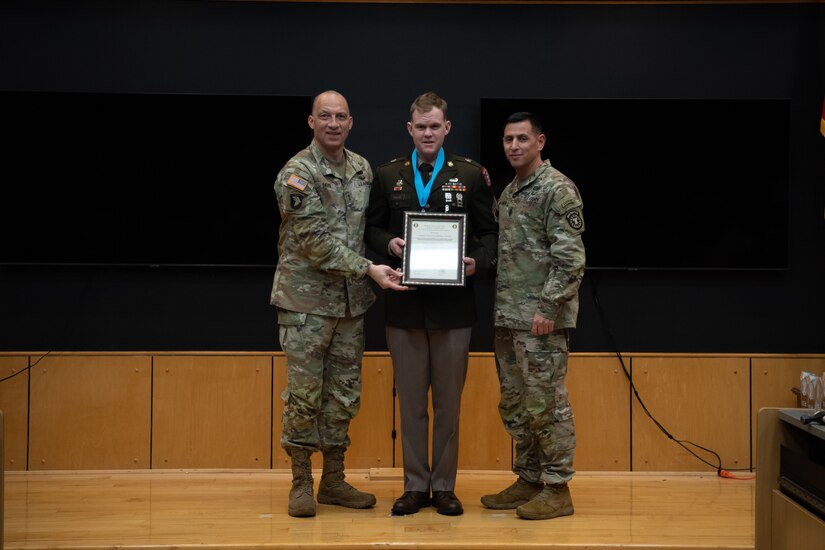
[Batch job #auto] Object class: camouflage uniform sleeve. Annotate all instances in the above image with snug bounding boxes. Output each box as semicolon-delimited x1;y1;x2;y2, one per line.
537;182;586;321
363;161;374;188
276;161;371;279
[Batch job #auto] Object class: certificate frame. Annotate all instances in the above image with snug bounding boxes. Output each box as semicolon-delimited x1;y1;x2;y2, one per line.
401;211;467;287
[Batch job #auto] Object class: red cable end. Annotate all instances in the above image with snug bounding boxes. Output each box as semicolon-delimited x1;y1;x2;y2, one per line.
719;469;755;480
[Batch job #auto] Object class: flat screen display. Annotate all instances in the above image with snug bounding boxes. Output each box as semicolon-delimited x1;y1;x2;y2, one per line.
1;91;312;266
480;98;790;270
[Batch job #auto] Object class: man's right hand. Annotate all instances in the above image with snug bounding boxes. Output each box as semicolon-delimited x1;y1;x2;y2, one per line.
368;264;409;291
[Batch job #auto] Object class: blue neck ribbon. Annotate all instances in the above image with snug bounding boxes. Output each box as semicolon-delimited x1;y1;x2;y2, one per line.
411;148;445;209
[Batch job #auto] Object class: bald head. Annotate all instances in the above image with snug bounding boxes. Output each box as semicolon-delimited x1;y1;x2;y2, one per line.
312;90;349;116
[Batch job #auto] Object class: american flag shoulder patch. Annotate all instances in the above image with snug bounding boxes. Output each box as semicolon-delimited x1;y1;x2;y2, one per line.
286;174;308;191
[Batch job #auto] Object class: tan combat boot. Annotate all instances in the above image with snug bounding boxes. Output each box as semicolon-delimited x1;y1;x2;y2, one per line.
316;447;376;509
481;477;544;509
288;449;316;517
516;482;574;520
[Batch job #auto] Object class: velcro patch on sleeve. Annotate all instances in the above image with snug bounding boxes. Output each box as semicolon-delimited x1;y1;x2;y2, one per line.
288;193;305;210
286;174;308;192
566;210;584;231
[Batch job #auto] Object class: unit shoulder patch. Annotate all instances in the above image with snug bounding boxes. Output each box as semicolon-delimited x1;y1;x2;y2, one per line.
565;210;584;231
288;193;305;211
481;167;492;188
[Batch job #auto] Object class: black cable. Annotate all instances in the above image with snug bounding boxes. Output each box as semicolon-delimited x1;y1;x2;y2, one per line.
588;273;752;475
0;351;51;383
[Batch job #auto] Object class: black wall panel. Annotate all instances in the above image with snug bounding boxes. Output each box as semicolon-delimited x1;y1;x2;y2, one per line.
0;0;823;353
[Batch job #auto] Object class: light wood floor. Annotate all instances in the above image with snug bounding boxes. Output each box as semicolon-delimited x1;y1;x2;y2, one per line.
4;469;754;550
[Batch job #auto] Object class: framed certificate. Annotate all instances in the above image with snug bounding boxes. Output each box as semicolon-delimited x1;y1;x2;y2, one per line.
401;212;467;286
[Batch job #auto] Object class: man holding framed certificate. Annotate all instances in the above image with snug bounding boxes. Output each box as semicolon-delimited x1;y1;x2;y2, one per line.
270;91;408;518
365;92;498;516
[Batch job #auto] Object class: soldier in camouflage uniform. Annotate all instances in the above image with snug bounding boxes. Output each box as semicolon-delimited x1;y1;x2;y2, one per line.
481;112;585;520
270;90;407;518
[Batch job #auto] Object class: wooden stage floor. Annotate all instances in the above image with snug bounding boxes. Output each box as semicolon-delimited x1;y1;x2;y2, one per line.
4;469;754;550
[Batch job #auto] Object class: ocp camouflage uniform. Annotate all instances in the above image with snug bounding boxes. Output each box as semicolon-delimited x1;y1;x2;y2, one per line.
270;139;375;453
494;159;585;486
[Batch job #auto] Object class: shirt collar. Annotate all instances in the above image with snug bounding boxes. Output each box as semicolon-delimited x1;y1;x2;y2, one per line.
310;139;350;177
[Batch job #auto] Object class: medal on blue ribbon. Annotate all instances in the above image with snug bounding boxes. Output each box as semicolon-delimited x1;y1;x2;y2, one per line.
411;148;445;210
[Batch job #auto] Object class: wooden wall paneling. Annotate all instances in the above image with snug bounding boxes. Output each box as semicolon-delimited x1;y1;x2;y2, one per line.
751;356;825;467
458;354;512;470
631;356;750;472
153;355;272;469
346;354;394;469
0;356;29;470
29;355;151;470
568;355;631;471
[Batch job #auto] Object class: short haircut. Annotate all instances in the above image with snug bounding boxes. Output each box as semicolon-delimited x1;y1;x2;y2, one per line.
505;112;543;135
410;92;448;119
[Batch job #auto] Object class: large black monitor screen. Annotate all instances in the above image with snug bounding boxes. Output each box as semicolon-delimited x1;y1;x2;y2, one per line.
1;91;312;266
480;98;790;270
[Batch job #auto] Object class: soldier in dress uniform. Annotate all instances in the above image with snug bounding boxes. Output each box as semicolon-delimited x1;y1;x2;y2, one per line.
270;90;407;518
365;92;498;516
481;112;585;520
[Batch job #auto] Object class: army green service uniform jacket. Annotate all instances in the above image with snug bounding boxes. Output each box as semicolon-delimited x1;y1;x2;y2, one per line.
270;140;375;318
495;160;586;330
365;152;498;329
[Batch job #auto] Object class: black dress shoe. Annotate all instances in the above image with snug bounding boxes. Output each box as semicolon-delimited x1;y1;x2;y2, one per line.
392;491;431;515
432;491;464;516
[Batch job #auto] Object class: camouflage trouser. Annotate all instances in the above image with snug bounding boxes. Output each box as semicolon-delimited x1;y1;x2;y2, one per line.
278;308;365;453
494;326;575;485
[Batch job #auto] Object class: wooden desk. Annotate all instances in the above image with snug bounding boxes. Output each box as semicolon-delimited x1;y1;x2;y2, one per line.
756;407;825;550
